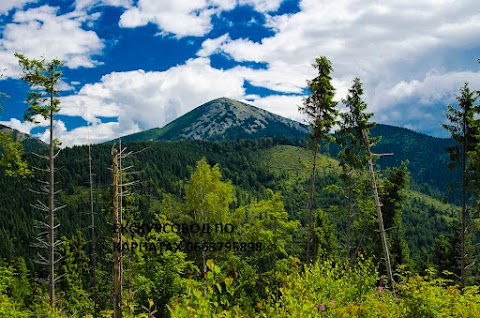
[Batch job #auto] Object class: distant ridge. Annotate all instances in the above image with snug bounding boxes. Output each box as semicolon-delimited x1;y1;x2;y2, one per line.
119;97;310;142
0;124;47;152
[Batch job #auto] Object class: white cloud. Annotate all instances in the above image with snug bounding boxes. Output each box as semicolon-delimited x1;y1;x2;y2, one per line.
0;0;36;15
45;120;137;147
231;62;311;94
74;0;132;11
0;5;104;77
117;0;284;38
119;0;216;38
243;94;305;122
46;57;246;146
197;33;231;57
239;0;283;13
0;117;38;134
208;0;480;136
371;69;480;135
379;70;480;108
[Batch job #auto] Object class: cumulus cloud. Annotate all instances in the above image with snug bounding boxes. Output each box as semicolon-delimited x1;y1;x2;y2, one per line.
197;33;231;57
0;0;36;15
239;0;283;13
3;0;480;145
244;94;305;122
0;5;104;77
379;70;480;107
0;117;38;134
74;0;132;11
118;0;285;38
369;69;480;136
207;0;480;135
38;57;245;146
119;0;217;37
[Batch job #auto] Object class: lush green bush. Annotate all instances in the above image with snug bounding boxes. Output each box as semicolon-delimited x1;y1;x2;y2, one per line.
166;258;480;318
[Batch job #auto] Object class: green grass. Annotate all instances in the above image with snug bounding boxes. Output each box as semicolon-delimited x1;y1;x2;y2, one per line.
257;145;340;179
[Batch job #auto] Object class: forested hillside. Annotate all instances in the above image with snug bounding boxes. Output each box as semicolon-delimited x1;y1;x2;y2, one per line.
0;137;471;316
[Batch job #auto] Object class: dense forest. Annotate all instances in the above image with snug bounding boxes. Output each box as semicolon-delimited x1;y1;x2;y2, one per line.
0;137;470;317
1;55;480;317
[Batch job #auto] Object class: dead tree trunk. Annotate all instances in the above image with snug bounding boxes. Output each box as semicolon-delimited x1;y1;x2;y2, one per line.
112;148;122;318
88;144;98;315
346;184;352;267
306;141;319;265
362;129;394;287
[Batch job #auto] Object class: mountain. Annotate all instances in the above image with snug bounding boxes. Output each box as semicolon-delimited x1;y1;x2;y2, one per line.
0;124;47;152
117;97;459;201
328;124;459;202
369;124;458;198
119;97;309;142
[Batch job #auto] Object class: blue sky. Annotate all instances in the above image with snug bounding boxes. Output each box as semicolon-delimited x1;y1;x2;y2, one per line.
0;0;479;147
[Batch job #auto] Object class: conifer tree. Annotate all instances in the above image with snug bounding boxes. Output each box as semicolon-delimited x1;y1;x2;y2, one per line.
15;52;63;308
339;77;394;286
299;56;338;264
337;77;375;265
442;82;479;289
381;162;411;270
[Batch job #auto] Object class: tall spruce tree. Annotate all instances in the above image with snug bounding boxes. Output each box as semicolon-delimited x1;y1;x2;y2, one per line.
442;82;479;289
337;77;375;266
15;52;63;308
339;77;394;286
298;56;338;264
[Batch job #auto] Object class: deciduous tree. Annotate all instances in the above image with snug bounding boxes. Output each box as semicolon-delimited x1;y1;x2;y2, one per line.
0;72;31;178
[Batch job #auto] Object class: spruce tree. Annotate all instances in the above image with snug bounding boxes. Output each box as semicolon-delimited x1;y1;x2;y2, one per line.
339;77;394;286
381;162;411;270
337;77;375;265
299;56;338;264
442;82;479;289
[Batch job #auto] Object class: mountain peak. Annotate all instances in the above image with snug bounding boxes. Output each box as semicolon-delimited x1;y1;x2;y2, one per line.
120;97;309;142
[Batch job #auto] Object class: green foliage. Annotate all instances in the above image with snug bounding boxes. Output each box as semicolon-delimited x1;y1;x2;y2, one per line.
168;259;248;318
299;56;339;264
58;231;94;315
397;268;480;317
0;72;32;178
338;77;378;170
168;258;480;317
381;162;412;269
0;132;32;177
0;136;476;315
15;52;63;123
185;158;234;226
0;259;32;317
314;208;337;259
442;82;479;288
442;82;479;173
299;56;338;143
15;52;65;309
